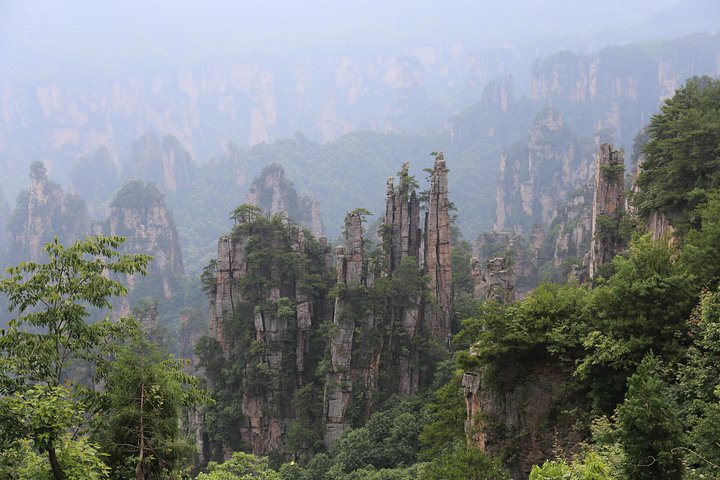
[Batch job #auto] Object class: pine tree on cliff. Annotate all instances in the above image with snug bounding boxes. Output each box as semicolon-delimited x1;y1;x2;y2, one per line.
617;354;684;480
634;76;720;231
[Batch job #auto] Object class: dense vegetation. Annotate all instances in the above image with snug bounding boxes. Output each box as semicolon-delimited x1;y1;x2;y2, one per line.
0;72;719;480
635;76;720;231
197;212;336;460
192;75;720;478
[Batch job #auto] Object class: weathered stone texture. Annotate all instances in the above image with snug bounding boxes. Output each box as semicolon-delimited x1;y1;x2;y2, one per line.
8;162;89;264
552;188;593;268
425;153;453;341
211;158;454;454
210;234;247;356
494;109;594;235
384;163;422;273
247;163;324;237
463;364;580;479
323;211;372;448
125;133;194;193
109;199;184;279
647;211;674;241
474;257;515;304
589;143;625;278
210;215;334;455
323;157;454;449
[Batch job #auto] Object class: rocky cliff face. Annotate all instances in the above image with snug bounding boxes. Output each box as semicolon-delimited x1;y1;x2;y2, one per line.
384;163;422;274
206;157;453;456
530;35;720;143
494;109;594;235
461;145;623;479
472;257;515;304
108;180;184;277
425;154;453;341
549;186;593;272
246;163;323;237
477;183;593;295
323;211;375;448
208;211;333;456
106;180;185;317
462;363;581;479
0;43;518;181
323;156;453;448
6;162;88;264
124;133;195;194
589;144;626;279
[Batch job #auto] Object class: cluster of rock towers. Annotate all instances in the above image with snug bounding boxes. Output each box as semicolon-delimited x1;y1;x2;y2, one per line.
207;153;453;453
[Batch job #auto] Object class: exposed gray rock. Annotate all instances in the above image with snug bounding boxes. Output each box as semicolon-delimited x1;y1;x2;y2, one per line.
475;257;515;304
425;153;453;341
589;143;625;278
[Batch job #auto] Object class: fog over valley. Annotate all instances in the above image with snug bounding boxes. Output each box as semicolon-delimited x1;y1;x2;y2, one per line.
1;2;719;479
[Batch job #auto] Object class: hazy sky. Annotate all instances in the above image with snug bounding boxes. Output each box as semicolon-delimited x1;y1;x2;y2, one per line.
2;0;718;76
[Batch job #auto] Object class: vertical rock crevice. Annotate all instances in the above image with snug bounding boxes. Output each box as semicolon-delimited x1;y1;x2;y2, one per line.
323;155;454;449
207;211;334;456
473;257;515;304
323;211;370;448
208;156;454;455
424;153;453;342
588;143;626;279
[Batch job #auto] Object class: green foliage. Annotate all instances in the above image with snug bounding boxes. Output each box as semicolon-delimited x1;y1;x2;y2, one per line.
634;76;720;229
230;204;264;223
452;233;704;471
332;396;429;472
684;399;720;479
450;238;474;296
0;235;149;391
681;193;720;289
676;287;720;478
421;443;510;480
572;451;615;480
197;213;333;460
6;163;91;266
444;76;720;476
198;452;281;480
529;459;572;479
529;452;615;480
348;207;372;219
0;385;109;479
456;283;589;379
278;458;423;480
110;179;165;210
582;416;625;478
599;161;624;181
0;385;79;453
593;212;623;246
1;435;110;480
279;453;333;480
418;369;466;459
617;354;684;480
0;236;149;480
286;385;323;462
95;334;209;479
578;234;696;412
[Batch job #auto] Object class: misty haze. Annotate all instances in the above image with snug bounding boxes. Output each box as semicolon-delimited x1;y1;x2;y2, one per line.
0;1;719;479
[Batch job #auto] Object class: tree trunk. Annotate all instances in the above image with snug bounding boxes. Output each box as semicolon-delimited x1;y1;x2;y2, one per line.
136;381;146;480
48;446;65;480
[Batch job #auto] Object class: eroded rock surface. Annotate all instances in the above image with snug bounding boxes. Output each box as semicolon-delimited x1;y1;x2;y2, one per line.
589;143;625;278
